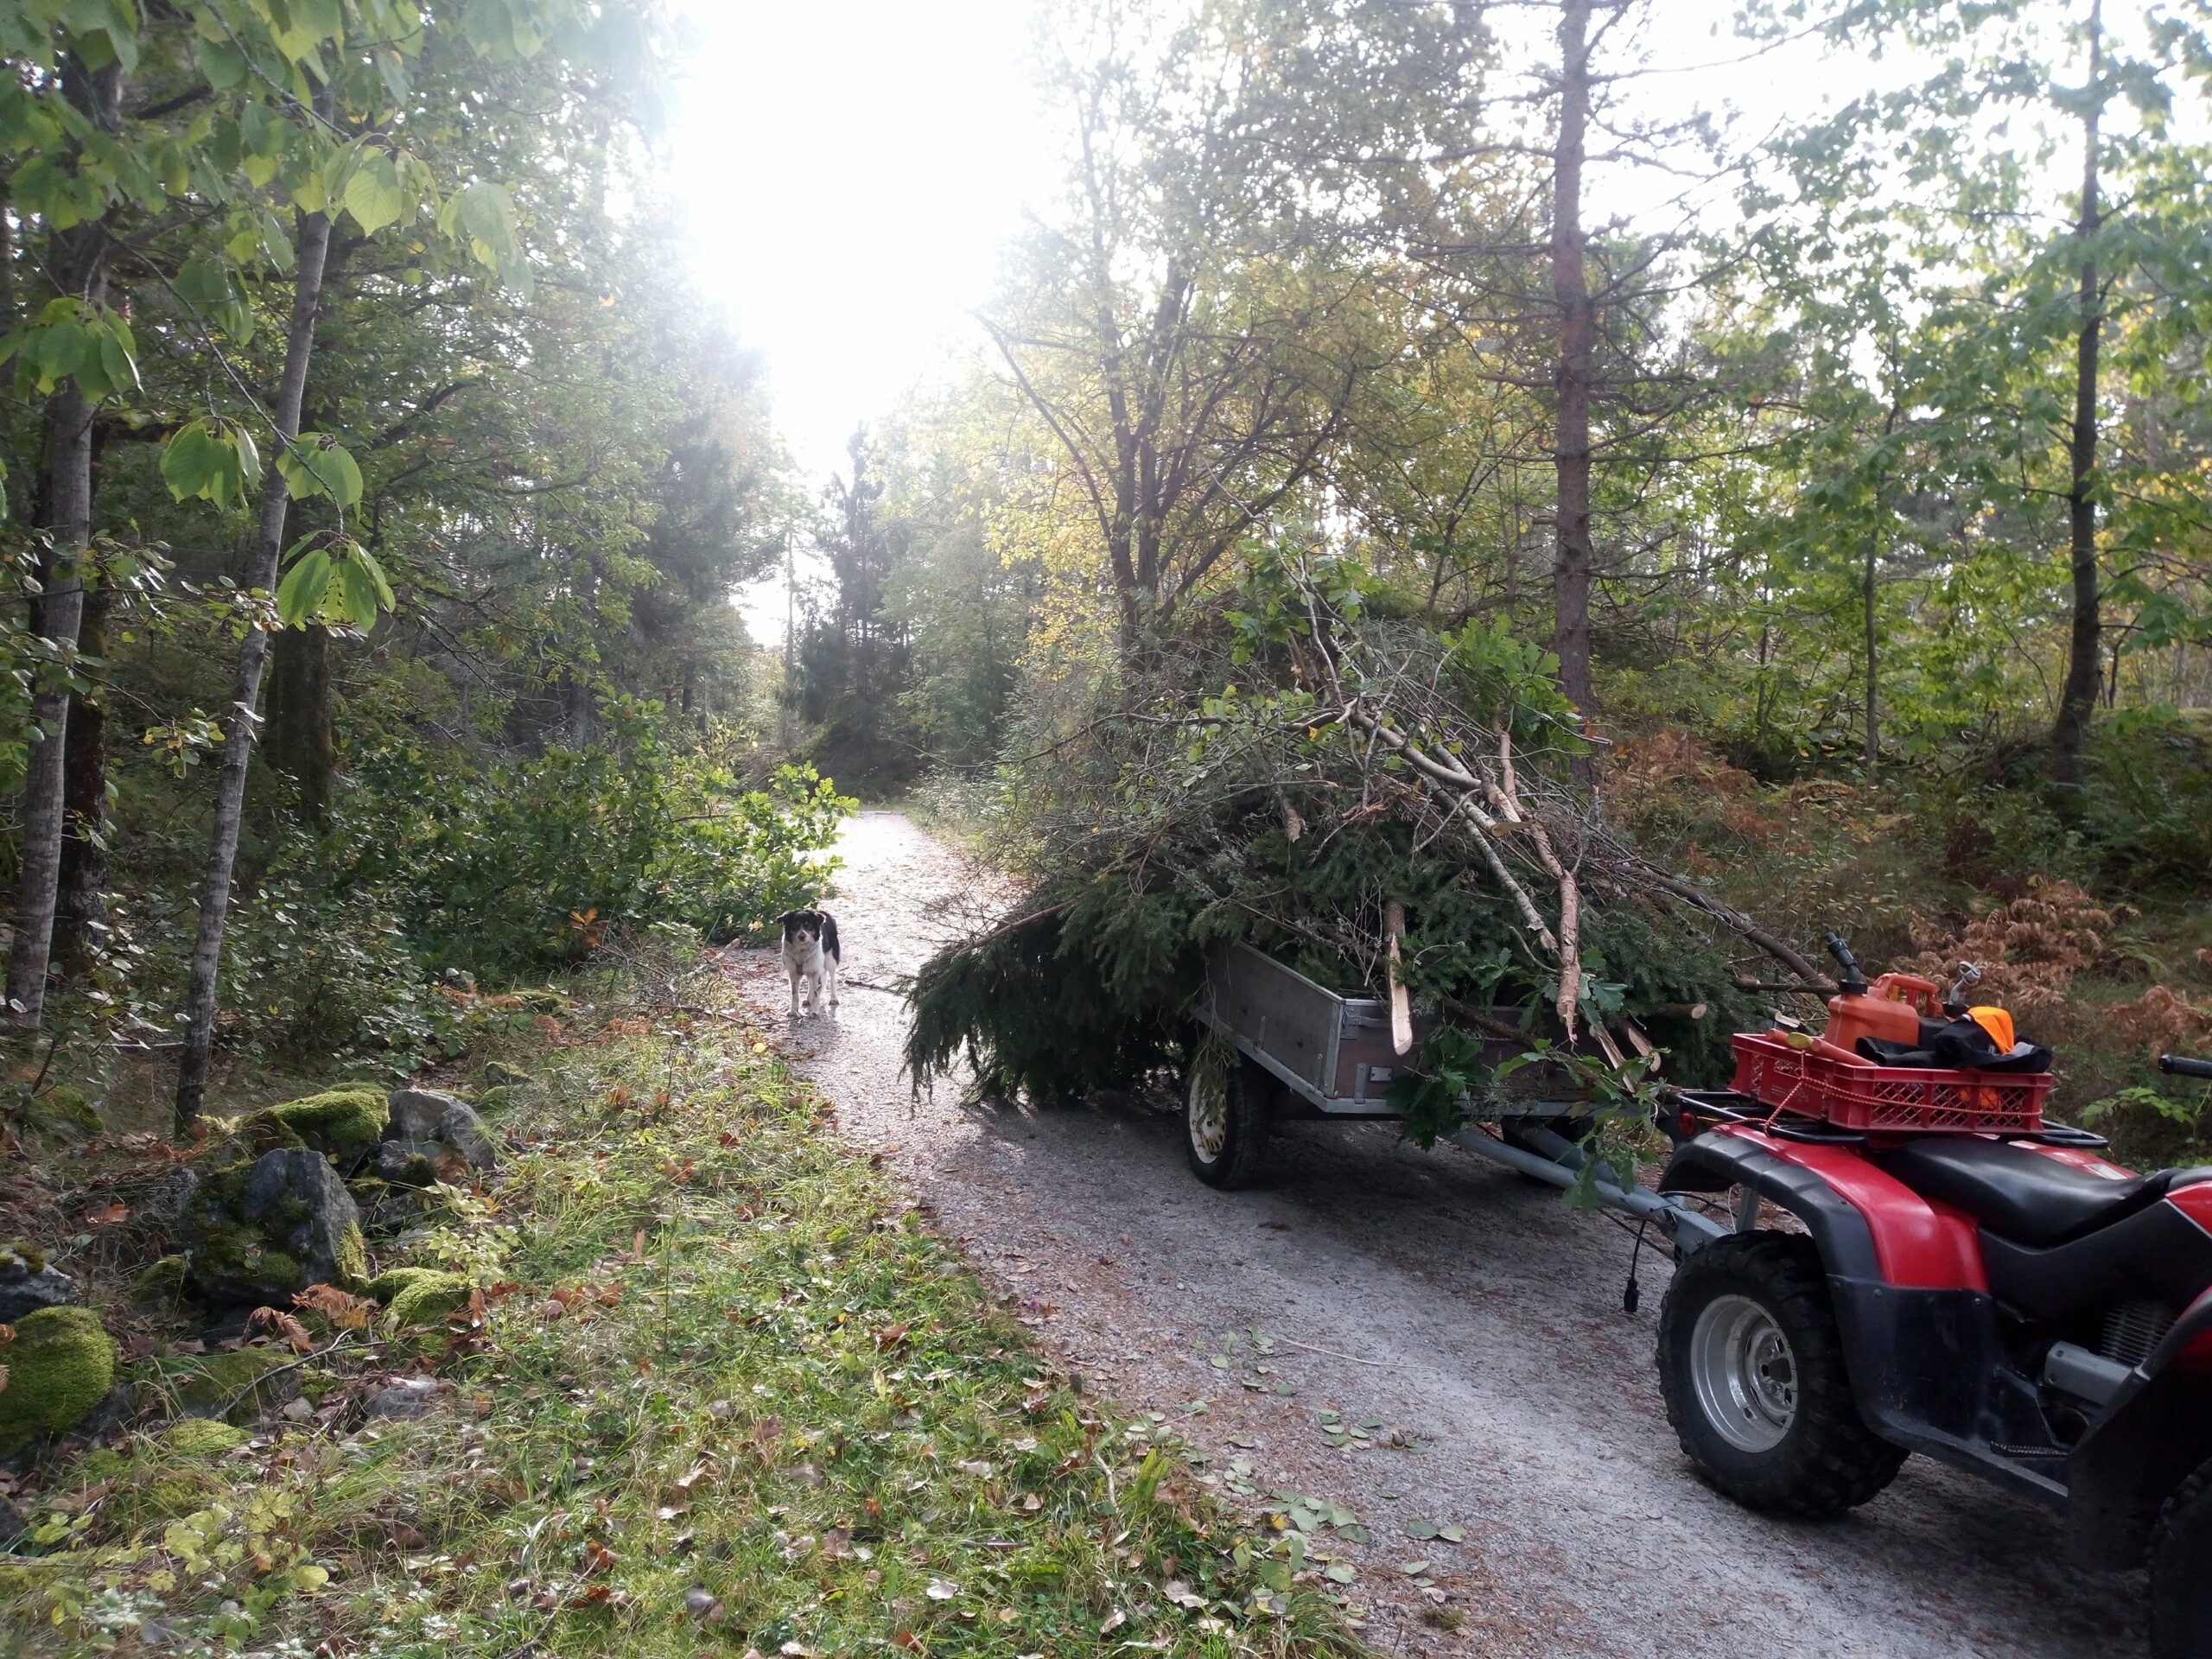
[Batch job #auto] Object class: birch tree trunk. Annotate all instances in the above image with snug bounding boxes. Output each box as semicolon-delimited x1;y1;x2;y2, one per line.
1550;0;1597;757
4;59;123;1032
174;207;334;1131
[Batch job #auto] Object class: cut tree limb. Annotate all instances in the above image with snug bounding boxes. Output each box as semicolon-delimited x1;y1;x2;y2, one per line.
1384;899;1414;1057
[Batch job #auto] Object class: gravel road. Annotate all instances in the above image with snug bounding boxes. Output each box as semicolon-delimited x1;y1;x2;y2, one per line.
725;809;2145;1659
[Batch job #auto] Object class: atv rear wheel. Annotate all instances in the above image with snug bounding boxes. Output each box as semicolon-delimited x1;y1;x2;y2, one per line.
1658;1231;1906;1518
2150;1455;2212;1658
1185;1051;1270;1190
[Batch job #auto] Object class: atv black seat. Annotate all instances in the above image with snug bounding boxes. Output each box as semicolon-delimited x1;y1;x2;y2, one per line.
1878;1139;2211;1247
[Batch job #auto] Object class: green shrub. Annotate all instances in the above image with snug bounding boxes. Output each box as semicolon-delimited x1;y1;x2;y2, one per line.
333;697;852;977
2083;709;2212;892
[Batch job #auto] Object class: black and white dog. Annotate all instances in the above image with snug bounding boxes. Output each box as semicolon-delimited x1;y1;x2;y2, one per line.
778;909;841;1018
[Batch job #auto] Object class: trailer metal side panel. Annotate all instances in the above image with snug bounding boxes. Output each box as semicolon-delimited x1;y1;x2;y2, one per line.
1205;944;1344;1100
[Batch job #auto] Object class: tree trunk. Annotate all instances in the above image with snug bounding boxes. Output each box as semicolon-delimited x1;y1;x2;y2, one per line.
1864;404;1897;781
265;623;338;826
1863;508;1879;779
54;580;111;976
4;59;123;1033
8;388;96;1029
175;207;334;1132
1550;0;1596;760
2051;0;2105;796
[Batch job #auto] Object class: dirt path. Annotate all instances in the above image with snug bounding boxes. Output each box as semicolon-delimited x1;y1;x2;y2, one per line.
725;810;2142;1659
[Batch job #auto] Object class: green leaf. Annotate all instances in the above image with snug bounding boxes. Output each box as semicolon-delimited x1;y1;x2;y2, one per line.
275;546;332;626
278;436;364;508
335;555;385;626
97;329;137;396
159;422;219;501
343;154;404;236
352;546;396;612
199;39;245;88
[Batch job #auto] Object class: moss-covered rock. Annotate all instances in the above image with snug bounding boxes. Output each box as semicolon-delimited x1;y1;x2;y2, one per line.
0;1241;46;1275
373;1140;442;1187
164;1346;298;1423
378;1268;471;1331
366;1265;444;1306
0;1306;117;1448
255;1086;387;1170
480;1060;532;1087
385;1088;500;1173
178;1148;366;1306
130;1255;189;1307
0;1240;79;1324
161;1418;249;1457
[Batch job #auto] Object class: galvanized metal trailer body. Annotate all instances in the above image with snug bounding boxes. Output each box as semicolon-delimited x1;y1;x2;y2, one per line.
1192;942;1731;1255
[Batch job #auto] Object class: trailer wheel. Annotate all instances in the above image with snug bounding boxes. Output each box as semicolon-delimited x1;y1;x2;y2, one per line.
1185;1053;1269;1190
2150;1454;2212;1658
1657;1231;1904;1518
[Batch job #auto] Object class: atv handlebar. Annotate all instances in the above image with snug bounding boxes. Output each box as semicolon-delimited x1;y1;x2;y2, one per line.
2159;1054;2212;1081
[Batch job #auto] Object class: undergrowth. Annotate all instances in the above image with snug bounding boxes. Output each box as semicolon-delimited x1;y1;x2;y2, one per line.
0;964;1359;1659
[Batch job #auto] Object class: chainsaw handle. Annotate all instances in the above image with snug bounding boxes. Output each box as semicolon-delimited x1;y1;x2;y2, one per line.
2160;1054;2212;1081
1876;972;1945;1013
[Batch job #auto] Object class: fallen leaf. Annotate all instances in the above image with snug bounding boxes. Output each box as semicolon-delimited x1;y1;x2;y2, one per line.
925;1578;961;1601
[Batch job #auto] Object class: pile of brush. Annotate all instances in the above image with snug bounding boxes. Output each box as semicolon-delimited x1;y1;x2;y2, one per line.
906;551;1826;1105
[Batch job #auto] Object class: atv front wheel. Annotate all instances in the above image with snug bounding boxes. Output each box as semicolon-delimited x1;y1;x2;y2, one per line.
2150;1455;2212;1658
1657;1231;1905;1518
1185;1050;1270;1190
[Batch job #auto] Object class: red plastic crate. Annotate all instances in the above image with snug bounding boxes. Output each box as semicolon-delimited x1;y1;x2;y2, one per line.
1731;1032;2050;1135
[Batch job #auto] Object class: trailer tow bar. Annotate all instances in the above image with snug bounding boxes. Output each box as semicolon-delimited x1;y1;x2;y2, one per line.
1446;1122;1730;1256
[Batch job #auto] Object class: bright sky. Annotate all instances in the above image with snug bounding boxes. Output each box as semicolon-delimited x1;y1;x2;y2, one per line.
667;0;1058;486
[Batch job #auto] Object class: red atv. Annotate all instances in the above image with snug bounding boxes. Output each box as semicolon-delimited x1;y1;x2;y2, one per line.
1656;936;2212;1658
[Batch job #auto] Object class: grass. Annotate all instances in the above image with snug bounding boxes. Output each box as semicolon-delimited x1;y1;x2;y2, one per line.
0;957;1362;1659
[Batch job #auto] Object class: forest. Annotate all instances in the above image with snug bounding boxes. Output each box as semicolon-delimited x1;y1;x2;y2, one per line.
0;1;2209;1656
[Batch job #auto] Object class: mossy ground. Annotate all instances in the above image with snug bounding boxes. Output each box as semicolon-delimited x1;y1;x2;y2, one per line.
1;966;1361;1659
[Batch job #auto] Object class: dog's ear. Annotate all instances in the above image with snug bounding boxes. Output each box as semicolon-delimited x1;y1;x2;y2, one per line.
777;910;802;928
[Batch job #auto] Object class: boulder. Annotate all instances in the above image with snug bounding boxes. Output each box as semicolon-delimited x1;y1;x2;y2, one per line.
0;1242;79;1325
251;1087;387;1172
384;1089;499;1173
436;1102;499;1171
374;1140;443;1187
0;1306;117;1449
480;1060;532;1087
177;1149;368;1307
385;1087;461;1141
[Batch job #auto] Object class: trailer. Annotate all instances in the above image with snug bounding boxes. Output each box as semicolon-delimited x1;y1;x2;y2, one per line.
1185;942;1732;1258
